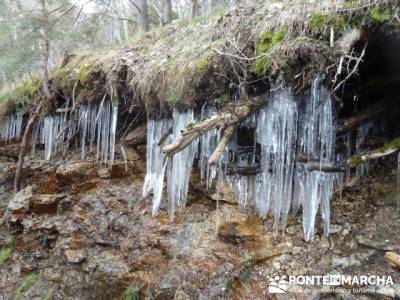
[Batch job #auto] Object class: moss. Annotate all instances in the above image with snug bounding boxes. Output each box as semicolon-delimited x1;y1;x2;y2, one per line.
123;285;140;300
309;13;345;33
0;246;13;265
14;273;39;298
225;278;234;290
252;28;287;75
348;154;364;167
0;235;15;265
17;75;43;100
380;137;400;152
370;7;393;23
167;89;180;106
78;62;94;86
195;52;213;73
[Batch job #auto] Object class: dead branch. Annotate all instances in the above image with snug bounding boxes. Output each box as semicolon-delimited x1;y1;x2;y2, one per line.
337;97;397;134
208;125;235;165
163;99;266;157
158;127;173;146
332;42;368;94
347;137;400;167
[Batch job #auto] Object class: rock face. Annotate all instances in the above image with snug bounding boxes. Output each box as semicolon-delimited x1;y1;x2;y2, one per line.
0;155;400;299
31;194;65;215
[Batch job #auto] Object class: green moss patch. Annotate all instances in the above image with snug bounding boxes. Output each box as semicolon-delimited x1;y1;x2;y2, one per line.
123;284;140;300
370;7;393;23
252;29;287;76
309;13;345;33
380;137;400;152
0;235;15;265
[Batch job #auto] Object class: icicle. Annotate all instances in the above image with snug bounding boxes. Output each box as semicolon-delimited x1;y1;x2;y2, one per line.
296;75;336;241
44;116;54;160
255;88;298;230
142;76;338;241
0;112;23;141
109;105;118;165
167;109;198;219
120;144;128;173
142;118;172;200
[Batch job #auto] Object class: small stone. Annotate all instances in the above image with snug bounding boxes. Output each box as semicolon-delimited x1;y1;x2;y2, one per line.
174;289;189;300
64;249;86;264
330;224;343;234
291;247;301;255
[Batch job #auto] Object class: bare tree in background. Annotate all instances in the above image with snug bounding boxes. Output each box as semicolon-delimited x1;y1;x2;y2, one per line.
137;0;150;31
191;0;199;18
163;0;172;24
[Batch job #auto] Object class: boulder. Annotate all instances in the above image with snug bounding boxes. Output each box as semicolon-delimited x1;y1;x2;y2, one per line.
64;249;87;264
31;194;66;215
7;186;34;219
56;161;98;186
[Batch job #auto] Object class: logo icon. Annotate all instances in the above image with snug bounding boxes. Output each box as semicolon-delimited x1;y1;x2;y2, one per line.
268;275;288;294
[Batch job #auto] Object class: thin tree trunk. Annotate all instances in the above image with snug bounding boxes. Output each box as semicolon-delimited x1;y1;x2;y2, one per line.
14;108;40;191
137;0;149;31
40;0;51;99
191;0;199;19
163;0;172;24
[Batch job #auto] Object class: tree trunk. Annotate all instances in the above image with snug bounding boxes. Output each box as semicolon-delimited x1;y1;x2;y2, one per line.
191;0;199;19
138;0;150;31
163;0;172;24
40;0;51;99
14;108;40;192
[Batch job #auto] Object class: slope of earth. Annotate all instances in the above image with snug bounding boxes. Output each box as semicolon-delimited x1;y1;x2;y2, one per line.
0;142;399;299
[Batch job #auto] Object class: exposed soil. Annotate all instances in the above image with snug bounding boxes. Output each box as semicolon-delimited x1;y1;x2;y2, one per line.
0;143;399;300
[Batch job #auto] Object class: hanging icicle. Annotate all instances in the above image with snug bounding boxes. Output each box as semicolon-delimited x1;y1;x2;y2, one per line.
0;112;23;141
31;100;118;162
143;76;340;241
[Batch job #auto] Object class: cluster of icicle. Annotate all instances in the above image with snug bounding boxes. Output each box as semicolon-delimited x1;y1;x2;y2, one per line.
143;76;341;241
31;100;118;163
0;112;23;141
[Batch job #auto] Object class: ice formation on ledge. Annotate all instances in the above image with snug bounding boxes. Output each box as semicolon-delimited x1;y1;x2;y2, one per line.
143;117;172;215
31;100;118;162
143;109;198;218
143;76;340;241
0;112;23;141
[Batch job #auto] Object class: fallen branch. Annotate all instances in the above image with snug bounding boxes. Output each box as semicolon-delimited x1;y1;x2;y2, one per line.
208;126;235;165
384;252;400;268
337;97;397;134
163;99;266;157
347;137;400;167
158;127;173;146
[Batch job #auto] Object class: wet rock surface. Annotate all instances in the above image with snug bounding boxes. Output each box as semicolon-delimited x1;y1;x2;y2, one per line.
0;152;399;299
